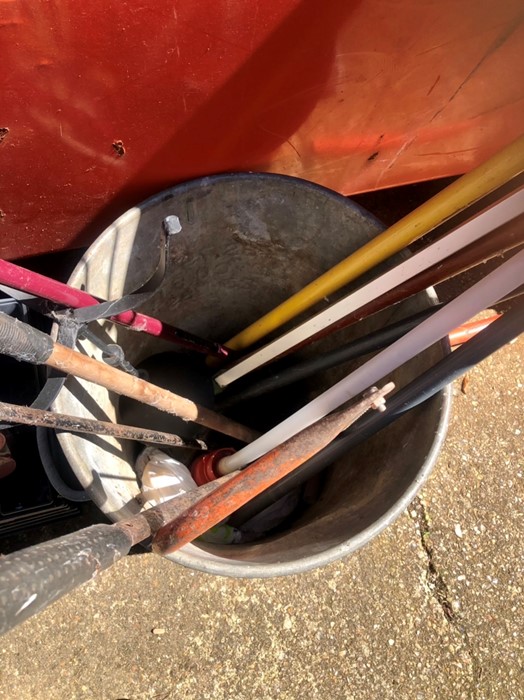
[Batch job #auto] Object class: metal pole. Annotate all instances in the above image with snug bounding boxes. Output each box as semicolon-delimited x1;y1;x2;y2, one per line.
0;401;206;450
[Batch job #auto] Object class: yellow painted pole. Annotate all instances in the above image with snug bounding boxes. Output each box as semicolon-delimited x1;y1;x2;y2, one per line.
225;135;524;352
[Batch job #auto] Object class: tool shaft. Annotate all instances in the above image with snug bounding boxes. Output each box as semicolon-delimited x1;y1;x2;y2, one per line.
0;312;257;443
0;474;235;635
223;135;524;352
0;258;228;357
0;401;204;449
153;384;394;554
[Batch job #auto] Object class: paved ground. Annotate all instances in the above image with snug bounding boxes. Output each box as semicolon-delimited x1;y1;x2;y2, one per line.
0;183;522;699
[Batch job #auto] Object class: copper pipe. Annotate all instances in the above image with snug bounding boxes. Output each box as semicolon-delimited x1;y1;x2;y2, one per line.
449;314;502;347
152;383;394;555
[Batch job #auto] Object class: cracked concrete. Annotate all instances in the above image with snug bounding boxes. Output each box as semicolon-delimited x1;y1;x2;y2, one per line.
409;331;524;700
410;496;458;623
410;496;483;698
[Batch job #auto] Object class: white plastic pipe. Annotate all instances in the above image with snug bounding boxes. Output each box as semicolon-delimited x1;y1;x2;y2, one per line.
217;247;524;473
215;189;524;388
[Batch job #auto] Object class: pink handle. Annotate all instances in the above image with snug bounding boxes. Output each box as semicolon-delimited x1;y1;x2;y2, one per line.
0;259;228;357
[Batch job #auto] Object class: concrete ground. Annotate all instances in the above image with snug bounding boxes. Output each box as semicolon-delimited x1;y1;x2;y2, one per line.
0;184;522;700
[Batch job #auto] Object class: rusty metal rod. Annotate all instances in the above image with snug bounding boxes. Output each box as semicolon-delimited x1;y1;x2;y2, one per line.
113;473;237;545
152;383;394;555
0;401;206;450
0;312;258;444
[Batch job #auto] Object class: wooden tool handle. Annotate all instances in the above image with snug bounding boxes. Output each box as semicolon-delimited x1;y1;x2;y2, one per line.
0;311;258;443
47;344;258;443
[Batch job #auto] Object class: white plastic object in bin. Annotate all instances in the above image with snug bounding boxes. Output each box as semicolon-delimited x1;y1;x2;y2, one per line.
137;448;198;508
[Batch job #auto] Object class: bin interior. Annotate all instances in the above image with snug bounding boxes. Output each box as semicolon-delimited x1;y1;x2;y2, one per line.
53;174;450;577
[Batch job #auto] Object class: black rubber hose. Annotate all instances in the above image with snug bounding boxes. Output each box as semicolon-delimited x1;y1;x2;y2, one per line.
0;311;53;365
218;288;524;411
217;305;442;409
0;525;132;635
230;297;524;527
